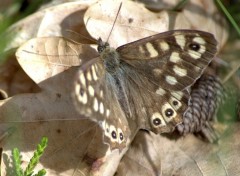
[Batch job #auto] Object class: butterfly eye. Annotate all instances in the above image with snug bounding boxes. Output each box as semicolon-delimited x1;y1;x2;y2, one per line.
79;88;84;96
151;112;166;127
165;108;174;117
119;132;124;141
153;118;162;126
111;130;117;139
170;96;182;111
189;43;200;51
173;100;178;106
117;128;124;143
162;103;177;122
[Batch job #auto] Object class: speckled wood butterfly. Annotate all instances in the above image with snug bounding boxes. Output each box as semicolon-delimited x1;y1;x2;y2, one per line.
73;30;217;151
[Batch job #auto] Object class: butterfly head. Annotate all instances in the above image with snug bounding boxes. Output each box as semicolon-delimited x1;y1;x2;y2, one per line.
97;38;110;53
97;38;120;75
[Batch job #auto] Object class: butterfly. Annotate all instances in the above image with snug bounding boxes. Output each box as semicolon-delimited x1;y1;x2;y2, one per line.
72;29;217;151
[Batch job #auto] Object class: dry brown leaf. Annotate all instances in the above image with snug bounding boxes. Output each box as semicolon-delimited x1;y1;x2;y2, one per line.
84;0;228;49
116;131;162;176
136;0;179;10
5;1;96;51
117;125;240;176
136;0;229;48
84;0;170;48
0;56;39;97
0;66;128;176
16;37;98;84
182;0;229;49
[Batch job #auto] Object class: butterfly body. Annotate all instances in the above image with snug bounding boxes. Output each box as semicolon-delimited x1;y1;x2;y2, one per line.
98;39;120;75
73;30;217;151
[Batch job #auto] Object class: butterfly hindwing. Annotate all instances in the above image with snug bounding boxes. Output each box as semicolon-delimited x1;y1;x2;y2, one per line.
119;64;190;133
73;61;131;151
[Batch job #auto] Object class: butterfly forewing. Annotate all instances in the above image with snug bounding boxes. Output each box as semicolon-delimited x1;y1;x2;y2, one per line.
117;30;217;91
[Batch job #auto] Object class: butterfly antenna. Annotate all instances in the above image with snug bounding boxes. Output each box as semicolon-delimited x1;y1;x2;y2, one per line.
65;29;97;43
106;2;122;43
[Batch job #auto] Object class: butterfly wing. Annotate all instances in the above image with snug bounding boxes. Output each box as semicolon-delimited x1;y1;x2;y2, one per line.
117;30;217;133
117;30;217;91
73;30;217;149
116;64;189;133
73;60;131;151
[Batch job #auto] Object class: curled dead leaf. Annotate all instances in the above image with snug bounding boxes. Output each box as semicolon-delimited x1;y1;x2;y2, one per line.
117;126;240;176
0;67;128;176
5;1;96;51
16;37;98;84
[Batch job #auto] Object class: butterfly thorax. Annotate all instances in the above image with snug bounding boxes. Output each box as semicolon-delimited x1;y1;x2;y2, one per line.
97;38;120;74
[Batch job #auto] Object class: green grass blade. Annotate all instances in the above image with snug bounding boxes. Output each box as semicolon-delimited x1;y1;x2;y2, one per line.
24;137;48;176
34;169;46;176
215;0;240;36
12;148;24;176
172;0;189;11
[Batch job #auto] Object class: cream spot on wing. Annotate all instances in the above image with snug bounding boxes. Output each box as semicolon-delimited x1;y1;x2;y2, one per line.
93;98;98;111
194;66;201;72
102;121;111;138
188;50;201;59
106;109;110;117
86;71;92;81
199;45;206;53
109;125;118;142
162;103;177;122
94;64;99;71
101;120;108;137
75;84;80;95
100;102;104;114
170;52;181;63
88;85;94;96
173;65;187;77
175;35;186;49
156;87;166;96
104;121;110;138
193;37;206;45
170;97;182;110
171;91;184;100
92;65;98;80
166;75;177;85
151;112;166;127
79;73;86;87
100;90;103;98
117;128;124;143
159;41;169;51
78;92;87;104
188;37;206;59
146;42;158;58
153;68;162;77
139;46;145;54
101;120;105;127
